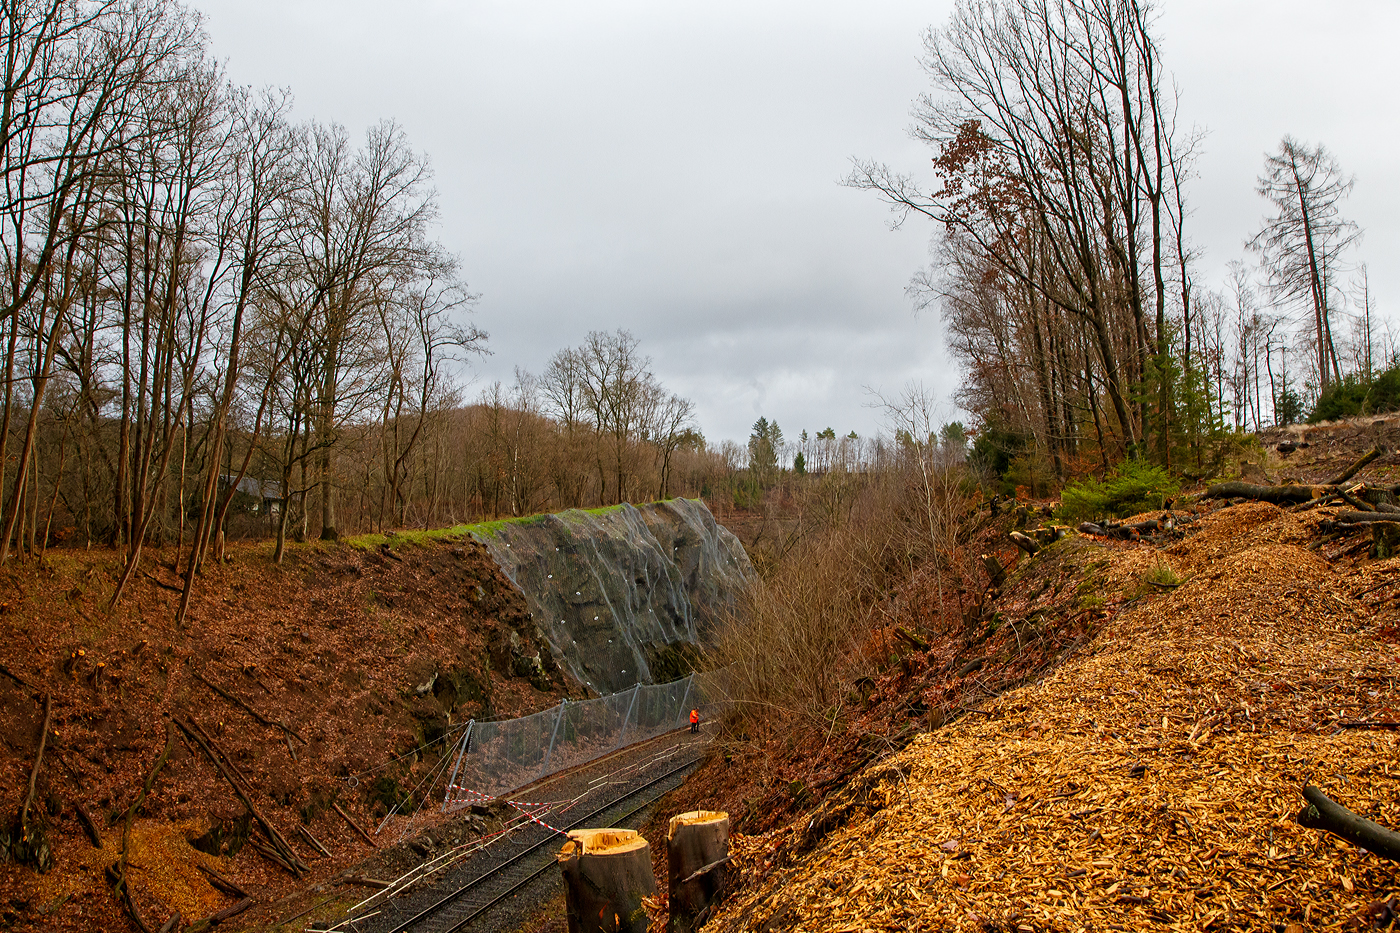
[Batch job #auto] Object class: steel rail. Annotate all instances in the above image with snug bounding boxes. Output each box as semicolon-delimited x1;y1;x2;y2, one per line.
381;755;701;933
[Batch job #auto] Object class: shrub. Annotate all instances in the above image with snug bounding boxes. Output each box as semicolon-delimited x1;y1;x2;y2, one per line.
1056;460;1179;523
1309;365;1400;423
1309;375;1368;423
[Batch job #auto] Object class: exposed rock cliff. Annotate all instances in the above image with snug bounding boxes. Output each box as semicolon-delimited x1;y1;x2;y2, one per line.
471;498;754;694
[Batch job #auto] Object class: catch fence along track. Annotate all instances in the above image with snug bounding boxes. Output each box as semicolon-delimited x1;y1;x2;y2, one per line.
375;755;701;933
442;668;728;807
336;736;708;933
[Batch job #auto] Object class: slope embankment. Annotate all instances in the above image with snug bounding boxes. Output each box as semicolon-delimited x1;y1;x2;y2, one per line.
709;501;1400;931
0;533;572;933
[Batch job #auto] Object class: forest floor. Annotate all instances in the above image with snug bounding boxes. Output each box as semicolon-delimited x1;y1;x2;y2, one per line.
645;418;1400;931
0;531;580;933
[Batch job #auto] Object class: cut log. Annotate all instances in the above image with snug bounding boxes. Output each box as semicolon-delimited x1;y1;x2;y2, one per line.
559;828;656;933
1337;512;1400;525
668;811;730;933
981;553;1006;588
1008;531;1039;555
1327;447;1382;486
1297;784;1400;861
894;626;929;652
1077;522;1106;536
1203;482;1317;504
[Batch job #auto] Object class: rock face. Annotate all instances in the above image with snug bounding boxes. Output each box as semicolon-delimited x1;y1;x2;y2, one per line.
470;499;754;695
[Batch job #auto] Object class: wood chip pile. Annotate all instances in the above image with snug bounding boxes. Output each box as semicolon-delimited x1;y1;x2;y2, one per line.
709;502;1400;931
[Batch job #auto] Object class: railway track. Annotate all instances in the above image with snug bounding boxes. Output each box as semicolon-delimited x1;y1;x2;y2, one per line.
355;754;702;933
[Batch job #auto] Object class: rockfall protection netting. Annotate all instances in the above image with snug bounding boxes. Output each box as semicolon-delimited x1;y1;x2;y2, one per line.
444;669;729;809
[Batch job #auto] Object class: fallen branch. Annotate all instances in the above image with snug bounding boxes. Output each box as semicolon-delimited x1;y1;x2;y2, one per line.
196;863;249;898
111;721;176;933
248;835;299;874
1338;488;1372;512
187;663;305;745
296;823;332;858
156;911;181;933
140;569;184;594
75;801;103;848
681;855;731;885
1338;721;1400;731
189;896;253;930
0;661;35;692
1327;447;1382;486
333;801;376;848
19;693;53;840
1297;784;1400;861
185;716;250;785
174;717;308;875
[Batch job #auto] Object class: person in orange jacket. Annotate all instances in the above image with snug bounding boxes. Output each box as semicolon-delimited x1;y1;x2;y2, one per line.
689;708;699;734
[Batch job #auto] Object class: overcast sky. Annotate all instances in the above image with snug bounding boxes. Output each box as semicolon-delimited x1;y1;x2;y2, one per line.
195;0;1400;444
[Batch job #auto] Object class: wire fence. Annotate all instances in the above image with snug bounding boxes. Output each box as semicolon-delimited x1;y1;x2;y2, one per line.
444;669;729;810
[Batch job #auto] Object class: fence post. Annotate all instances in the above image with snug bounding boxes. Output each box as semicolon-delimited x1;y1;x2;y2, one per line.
615;683;641;750
673;674;694;730
442;719;475;812
540;700;568;779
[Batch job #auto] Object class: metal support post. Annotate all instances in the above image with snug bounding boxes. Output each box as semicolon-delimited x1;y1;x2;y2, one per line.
539;700;568;778
673;674;694;730
614;683;642;750
442;719;475;812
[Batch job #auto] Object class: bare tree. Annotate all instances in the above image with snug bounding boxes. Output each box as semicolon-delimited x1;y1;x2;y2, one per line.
1249;136;1360;393
290;119;444;539
848;0;1191;464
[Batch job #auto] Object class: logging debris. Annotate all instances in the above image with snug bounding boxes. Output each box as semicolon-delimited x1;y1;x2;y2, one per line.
708;501;1400;931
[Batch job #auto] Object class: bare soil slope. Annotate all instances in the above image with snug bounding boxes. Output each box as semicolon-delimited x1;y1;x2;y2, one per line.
0;535;575;932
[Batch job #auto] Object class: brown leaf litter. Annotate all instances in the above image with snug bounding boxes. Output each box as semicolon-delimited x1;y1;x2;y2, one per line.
709;502;1400;931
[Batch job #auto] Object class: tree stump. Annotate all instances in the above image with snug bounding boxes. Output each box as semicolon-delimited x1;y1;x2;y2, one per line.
558;828;655;933
667;810;729;933
980;553;1006;589
1373;522;1400;560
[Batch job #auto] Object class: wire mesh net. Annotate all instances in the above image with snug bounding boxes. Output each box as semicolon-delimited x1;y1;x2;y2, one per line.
445;669;731;808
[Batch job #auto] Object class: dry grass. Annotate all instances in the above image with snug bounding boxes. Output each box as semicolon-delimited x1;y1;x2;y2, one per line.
709;462;974;729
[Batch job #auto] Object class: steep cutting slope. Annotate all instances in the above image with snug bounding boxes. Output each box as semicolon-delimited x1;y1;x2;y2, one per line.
710;502;1400;931
0;535;570;933
471;499;754;695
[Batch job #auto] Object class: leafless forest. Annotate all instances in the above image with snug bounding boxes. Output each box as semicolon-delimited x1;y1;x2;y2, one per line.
0;0;1387;592
849;0;1382;490
0;2;758;590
